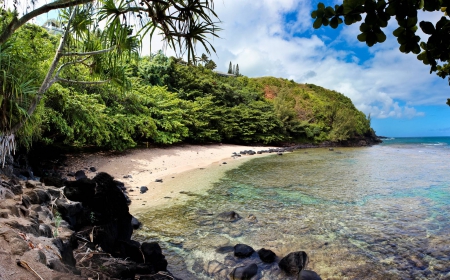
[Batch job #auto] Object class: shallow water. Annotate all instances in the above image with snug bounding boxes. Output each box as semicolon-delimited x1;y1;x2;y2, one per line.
134;141;450;279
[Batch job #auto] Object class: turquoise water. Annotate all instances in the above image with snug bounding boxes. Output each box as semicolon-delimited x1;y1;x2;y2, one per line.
134;138;450;279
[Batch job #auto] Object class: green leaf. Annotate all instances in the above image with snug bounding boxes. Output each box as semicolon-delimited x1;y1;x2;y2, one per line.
406;17;418;28
375;31;386;42
318;3;325;10
419;21;435;35
360;22;370;32
344;15;354;25
393;27;404;37
357;32;367;42
330;17;339;29
311;10;318;18
313;18;323;29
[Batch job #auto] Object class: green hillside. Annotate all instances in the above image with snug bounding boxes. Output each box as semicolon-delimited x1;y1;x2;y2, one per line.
1;24;375;151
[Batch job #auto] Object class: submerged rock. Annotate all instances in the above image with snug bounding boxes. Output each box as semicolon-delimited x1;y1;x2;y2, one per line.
229;263;258;280
258;248;276;263
217;211;242;222
279;251;309;276
234;244;255;258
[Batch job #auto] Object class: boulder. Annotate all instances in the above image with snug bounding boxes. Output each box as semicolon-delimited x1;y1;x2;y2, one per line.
141;242;168;272
278;251;309;276
89;167;97;172
39;224;53;238
229;263;258;280
55;199;83;228
26;189;51;204
234;244;255;258
258;248;276;263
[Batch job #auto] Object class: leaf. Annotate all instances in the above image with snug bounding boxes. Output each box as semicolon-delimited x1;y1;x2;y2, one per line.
357;32;367;42
406;17;418;28
311;10;318;18
419;21;435;35
330;17;339;29
375;31;386;42
393;27;404;37
359;22;370;32
313;18;323;29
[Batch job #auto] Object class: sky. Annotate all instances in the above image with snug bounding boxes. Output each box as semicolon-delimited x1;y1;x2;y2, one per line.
31;1;450;137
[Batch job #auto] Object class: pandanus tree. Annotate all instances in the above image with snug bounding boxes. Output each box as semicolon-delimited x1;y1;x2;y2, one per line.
0;0;220;166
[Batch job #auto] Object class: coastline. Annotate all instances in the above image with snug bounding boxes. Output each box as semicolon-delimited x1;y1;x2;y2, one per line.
64;144;280;215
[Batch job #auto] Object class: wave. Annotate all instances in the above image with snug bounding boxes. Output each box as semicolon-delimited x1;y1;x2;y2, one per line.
422;142;447;146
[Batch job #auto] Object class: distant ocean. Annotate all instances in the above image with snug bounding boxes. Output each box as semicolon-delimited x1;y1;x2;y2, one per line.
135;137;450;279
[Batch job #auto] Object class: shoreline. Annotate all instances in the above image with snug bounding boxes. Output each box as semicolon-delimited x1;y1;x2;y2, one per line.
64;144;280;215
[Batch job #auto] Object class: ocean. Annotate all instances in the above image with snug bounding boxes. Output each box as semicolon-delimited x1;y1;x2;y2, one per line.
134;137;450;279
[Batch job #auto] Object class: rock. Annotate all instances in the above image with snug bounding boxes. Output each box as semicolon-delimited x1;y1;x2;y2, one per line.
131;216;141;229
67;171;75;177
25;180;41;189
141;242;168;272
300;270;322;280
258;248;276;263
74;170;87;180
217;211;241;222
41;176;65;188
229;263;258;280
204;260;227;277
140;186;149;194
39;224;53;238
216;246;235;254
89;167;97;172
55;199;83;228
123;174;132;178
223;162;227;164
0;230;30;256
52;235;78;268
246;214;258;223
155;179;163;183
0;186;15;199
278;251;309;276
234;244;255;258
26;189;51;204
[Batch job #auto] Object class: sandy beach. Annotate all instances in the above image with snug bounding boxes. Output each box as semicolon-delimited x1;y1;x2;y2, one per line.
65;144;278;216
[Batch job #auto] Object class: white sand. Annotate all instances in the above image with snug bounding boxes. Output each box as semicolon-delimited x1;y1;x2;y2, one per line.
65;144;278;215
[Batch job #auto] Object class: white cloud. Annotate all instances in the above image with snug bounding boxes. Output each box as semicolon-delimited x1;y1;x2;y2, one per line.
168;0;447;120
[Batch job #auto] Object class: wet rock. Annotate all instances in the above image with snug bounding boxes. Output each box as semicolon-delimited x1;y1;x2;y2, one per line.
300;269;322;280
131;216;141;229
234;244;255;258
229;263;258;280
246;214;258;223
279;251;309;276
140;186;149;194
217;211;241;222
141;242;168;272
74;170;87;180
258;248;276;263
205;260;228;277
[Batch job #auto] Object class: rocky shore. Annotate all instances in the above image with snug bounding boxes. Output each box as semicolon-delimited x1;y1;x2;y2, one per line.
0;136;382;279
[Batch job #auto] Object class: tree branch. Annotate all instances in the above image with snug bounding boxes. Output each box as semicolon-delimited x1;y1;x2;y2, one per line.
0;0;93;44
61;45;116;56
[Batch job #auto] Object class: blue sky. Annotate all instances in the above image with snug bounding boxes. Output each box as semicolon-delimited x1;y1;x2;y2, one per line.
33;1;450;137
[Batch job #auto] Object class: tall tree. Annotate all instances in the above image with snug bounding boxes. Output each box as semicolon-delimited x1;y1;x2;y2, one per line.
0;0;220;165
235;64;240;76
311;0;450;95
228;61;232;74
205;59;217;70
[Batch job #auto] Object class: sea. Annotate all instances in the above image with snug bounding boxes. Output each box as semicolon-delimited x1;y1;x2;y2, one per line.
133;137;450;279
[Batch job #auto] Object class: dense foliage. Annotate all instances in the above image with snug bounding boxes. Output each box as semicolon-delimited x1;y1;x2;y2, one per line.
311;0;450;88
6;24;372;150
